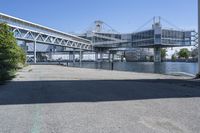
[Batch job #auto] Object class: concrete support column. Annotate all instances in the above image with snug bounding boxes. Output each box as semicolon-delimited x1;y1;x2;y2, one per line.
79;49;82;67
121;55;123;62
112;53;114;62
34;41;37;63
53;45;56;53
100;50;103;61
68;52;71;61
23;41;28;53
108;52;111;62
95;52;98;62
121;51;125;62
49;48;53;61
154;47;161;62
50;45;56;60
69;51;73;61
73;49;75;65
24;41;28;63
109;51;114;70
198;0;200;74
109;51;114;62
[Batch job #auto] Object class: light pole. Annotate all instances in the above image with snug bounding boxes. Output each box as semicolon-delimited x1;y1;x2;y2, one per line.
198;0;200;76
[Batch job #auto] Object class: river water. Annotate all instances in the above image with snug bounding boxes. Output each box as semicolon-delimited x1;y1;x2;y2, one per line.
72;62;198;75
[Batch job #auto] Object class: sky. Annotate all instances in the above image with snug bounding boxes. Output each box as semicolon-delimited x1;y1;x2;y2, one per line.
0;0;198;57
0;0;197;33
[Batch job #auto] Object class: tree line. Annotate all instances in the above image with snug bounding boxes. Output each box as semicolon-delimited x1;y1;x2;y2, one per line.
161;48;198;61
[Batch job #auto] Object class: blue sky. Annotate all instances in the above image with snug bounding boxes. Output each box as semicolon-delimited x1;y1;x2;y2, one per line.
0;0;198;33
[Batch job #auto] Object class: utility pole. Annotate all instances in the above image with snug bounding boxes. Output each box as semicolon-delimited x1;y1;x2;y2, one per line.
198;0;200;76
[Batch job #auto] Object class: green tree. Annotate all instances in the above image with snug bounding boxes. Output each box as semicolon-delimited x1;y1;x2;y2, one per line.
191;48;198;59
161;48;167;60
0;23;26;80
177;48;190;59
171;54;177;61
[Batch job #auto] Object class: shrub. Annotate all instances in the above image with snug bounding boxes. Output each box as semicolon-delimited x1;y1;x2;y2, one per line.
0;23;26;81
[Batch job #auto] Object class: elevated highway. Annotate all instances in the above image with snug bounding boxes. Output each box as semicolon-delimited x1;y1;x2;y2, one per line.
0;12;92;63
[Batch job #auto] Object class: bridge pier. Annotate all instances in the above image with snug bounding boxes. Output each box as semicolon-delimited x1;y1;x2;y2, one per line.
100;49;103;61
24;41;28;63
69;49;76;65
49;45;56;61
95;52;98;62
34;41;37;63
109;51;114;62
95;48;104;62
154;47;161;62
121;51;126;62
109;51;115;70
73;49;75;65
108;52;111;62
79;49;82;67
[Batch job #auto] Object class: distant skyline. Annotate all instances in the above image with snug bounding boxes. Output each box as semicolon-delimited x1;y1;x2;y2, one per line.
0;0;198;33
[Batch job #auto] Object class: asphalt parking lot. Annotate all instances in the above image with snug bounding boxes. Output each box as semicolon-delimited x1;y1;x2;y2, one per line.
0;65;200;133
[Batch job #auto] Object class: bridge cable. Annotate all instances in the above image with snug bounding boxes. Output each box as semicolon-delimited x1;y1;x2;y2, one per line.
160;17;183;30
134;17;154;33
103;22;120;33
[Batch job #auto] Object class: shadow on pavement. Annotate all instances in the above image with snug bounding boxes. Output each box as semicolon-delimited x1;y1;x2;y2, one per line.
0;79;200;105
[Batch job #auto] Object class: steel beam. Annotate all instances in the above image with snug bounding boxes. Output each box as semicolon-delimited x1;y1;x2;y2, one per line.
11;26;92;50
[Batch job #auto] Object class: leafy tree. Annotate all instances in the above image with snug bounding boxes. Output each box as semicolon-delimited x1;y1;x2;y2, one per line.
177;48;190;59
191;48;198;59
161;48;167;60
0;23;26;80
171;54;177;61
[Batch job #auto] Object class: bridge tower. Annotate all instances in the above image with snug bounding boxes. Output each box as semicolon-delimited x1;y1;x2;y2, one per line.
153;17;162;62
94;20;103;32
